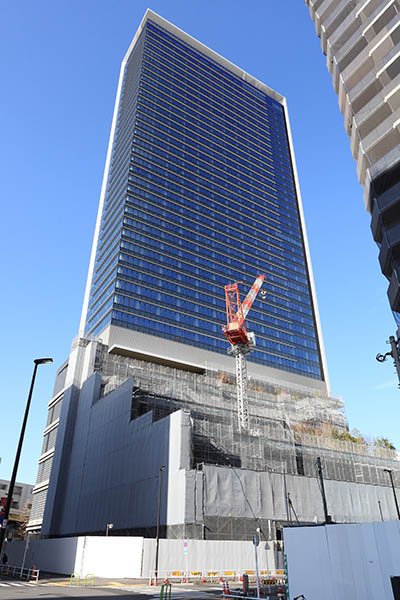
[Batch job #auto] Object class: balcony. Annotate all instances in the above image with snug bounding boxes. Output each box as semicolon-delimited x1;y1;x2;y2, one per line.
388;266;400;312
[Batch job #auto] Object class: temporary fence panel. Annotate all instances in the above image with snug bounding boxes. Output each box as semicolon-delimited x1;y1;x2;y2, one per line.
284;521;400;600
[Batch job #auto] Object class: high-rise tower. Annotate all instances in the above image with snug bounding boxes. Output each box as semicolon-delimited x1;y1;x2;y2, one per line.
80;9;329;390
305;0;400;321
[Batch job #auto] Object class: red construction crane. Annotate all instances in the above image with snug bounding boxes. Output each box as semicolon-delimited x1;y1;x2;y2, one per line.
222;274;265;430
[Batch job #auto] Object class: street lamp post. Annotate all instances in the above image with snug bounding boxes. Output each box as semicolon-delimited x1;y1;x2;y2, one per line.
154;465;165;584
384;469;400;520
0;358;52;558
106;523;114;536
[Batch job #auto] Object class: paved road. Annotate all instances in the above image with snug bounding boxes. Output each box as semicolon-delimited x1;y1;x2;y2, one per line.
0;578;223;600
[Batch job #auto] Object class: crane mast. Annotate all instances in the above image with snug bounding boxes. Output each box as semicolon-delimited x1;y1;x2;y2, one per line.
222;275;265;430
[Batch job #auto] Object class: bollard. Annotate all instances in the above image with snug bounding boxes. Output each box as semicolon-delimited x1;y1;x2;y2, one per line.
242;573;249;596
70;573;80;586
160;582;172;600
84;574;96;587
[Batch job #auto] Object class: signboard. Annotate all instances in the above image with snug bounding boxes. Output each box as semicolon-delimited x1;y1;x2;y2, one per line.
253;533;260;547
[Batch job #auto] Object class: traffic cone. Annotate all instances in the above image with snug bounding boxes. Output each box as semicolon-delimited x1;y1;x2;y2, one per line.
277;584;284;598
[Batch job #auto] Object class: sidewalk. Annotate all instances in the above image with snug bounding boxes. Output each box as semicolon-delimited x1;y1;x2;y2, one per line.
37;573;228;591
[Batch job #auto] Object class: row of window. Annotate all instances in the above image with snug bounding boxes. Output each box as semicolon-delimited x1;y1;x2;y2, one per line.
140;49;289;151
142;65;293;183
130;152;299;227
111;308;321;378
125;184;304;269
87;294;114;327
121;212;310;306
125;188;308;282
143;34;286;136
115;275;316;339
110;296;319;371
112;295;319;363
113;284;318;352
140;68;292;174
121;205;309;289
137;94;294;202
144;24;284;127
121;212;308;297
115;264;315;328
132;129;300;220
123;188;306;278
131;136;299;219
135;115;297;210
118;247;313;319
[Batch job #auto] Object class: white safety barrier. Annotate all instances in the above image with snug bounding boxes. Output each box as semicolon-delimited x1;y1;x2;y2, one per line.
0;564;40;582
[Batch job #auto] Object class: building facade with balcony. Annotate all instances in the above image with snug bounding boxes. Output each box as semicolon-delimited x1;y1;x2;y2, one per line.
305;0;400;320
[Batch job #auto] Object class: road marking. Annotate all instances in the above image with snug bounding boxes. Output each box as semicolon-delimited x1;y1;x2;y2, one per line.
0;582;35;587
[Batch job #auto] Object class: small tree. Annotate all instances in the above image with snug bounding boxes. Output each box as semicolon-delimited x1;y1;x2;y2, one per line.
374;437;396;450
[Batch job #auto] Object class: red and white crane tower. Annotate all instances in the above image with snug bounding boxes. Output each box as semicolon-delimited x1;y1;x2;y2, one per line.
222;274;265;430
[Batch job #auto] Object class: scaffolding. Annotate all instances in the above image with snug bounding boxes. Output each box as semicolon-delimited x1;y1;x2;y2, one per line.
95;345;400;488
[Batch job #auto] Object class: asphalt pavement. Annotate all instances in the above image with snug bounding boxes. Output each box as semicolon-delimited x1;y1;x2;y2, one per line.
0;576;224;600
0;575;285;600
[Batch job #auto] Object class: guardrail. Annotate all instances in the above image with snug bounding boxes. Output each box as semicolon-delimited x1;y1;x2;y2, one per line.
0;564;40;582
149;569;287;585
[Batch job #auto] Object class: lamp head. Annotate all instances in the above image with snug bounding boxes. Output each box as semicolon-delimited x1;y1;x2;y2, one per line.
34;358;53;365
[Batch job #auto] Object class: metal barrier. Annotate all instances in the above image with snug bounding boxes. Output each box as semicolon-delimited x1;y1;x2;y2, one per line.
149;569;286;585
0;564;39;582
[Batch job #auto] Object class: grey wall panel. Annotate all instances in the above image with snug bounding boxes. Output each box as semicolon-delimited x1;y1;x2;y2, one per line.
44;374;191;537
202;464;400;524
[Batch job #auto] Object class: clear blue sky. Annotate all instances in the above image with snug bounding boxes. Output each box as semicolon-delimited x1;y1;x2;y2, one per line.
1;0;399;485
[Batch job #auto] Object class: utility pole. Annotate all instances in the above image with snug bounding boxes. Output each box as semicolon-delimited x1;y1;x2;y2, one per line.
316;457;332;524
376;335;400;387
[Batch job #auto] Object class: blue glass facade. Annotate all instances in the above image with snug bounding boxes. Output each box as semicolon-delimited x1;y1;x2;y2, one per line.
84;17;325;381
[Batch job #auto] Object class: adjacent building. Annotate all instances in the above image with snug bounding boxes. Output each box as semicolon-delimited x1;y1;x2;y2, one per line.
28;10;400;540
305;0;400;321
0;480;33;540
